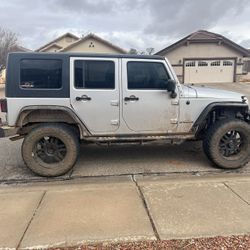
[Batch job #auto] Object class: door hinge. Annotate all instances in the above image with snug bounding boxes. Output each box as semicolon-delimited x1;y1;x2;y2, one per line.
111;119;119;126
110;100;119;106
171;100;179;105
170;118;178;124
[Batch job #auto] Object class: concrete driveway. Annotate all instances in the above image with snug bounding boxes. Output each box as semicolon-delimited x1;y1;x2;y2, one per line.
0;83;249;183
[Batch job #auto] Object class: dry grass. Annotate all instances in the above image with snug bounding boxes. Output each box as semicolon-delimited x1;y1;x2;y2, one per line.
50;235;250;250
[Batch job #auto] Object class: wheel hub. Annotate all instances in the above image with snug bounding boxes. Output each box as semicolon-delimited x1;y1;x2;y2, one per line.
34;136;67;164
219;130;243;157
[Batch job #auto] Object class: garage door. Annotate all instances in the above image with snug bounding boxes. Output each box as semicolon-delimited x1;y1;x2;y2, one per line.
184;59;235;84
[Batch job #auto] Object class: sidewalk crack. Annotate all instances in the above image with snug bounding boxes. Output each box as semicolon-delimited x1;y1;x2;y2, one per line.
132;175;160;240
223;182;250;206
16;191;46;249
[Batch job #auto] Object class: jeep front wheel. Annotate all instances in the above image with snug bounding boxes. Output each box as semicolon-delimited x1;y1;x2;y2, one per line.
203;119;250;169
22;123;80;177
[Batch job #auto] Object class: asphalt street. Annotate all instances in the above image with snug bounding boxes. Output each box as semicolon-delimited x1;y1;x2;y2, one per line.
0;83;249;183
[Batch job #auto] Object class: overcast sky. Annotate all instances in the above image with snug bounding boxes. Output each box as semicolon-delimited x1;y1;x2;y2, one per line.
1;0;250;52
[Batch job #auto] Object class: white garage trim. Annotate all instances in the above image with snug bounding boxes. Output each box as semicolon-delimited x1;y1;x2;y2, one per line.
183;57;237;84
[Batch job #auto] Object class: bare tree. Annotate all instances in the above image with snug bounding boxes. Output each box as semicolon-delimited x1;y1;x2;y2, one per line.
129;48;155;55
0;27;18;70
128;48;138;54
146;47;155;55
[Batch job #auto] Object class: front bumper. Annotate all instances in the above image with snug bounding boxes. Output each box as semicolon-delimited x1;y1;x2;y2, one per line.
0;119;18;138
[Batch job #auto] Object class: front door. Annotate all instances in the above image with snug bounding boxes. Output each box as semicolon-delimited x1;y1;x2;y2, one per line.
122;59;179;133
70;57;120;134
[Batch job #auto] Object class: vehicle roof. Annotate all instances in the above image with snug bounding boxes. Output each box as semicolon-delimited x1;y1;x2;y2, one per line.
9;52;165;60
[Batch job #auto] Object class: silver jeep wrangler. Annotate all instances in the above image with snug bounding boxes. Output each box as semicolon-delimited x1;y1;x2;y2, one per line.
0;52;249;176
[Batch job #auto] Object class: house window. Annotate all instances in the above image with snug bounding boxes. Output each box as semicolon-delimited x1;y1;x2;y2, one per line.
74;60;115;89
20;59;62;89
223;61;233;66
243;60;250;72
186;61;195;67
211;61;221;66
198;61;208;67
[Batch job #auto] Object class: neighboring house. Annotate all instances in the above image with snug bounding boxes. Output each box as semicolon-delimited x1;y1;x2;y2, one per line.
0;45;31;84
36;33;127;54
0;69;5;84
11;45;31;53
156;30;250;84
36;33;79;52
242;49;250;82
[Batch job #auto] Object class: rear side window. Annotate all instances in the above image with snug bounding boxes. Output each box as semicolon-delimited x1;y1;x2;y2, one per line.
127;62;170;89
20;59;62;89
74;60;115;89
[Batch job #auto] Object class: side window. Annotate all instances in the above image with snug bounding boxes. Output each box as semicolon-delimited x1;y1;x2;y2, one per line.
223;61;233;66
127;62;170;90
211;61;221;66
20;59;62;89
74;60;115;89
198;61;208;67
243;60;250;72
186;61;196;67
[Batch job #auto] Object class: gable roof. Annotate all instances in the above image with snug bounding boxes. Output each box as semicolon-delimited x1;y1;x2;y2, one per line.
36;32;79;52
156;30;250;57
60;33;127;54
39;43;63;52
12;45;31;52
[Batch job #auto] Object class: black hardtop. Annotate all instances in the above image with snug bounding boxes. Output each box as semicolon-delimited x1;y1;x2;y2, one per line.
8;52;164;60
6;52;165;98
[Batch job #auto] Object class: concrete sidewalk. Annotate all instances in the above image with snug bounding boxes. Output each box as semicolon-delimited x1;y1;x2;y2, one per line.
1;174;250;249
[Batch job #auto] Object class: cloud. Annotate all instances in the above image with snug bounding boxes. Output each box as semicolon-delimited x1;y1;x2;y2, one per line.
240;39;250;49
144;0;248;38
54;0;115;14
0;0;249;51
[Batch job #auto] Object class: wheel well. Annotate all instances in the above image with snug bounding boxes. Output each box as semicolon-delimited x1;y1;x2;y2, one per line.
16;108;89;138
195;105;249;139
19;109;76;126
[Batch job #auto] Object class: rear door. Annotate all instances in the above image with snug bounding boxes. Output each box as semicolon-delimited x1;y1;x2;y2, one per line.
70;57;120;134
121;59;179;133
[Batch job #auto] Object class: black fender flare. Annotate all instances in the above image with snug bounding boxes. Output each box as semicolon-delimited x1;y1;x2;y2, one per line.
192;102;249;132
16;105;91;138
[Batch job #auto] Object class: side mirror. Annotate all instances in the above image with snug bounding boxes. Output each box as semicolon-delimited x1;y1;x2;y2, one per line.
166;79;177;98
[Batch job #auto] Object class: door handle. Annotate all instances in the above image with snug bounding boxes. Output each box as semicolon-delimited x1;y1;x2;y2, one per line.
76;95;91;101
124;95;139;101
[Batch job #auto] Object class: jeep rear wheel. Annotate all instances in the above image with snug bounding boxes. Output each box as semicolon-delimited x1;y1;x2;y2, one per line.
203;119;250;169
22;123;80;177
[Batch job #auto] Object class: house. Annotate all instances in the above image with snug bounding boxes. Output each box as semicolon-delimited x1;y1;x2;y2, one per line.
0;69;5;84
156;30;250;84
36;33;127;54
36;33;79;52
11;45;31;53
242;50;250;82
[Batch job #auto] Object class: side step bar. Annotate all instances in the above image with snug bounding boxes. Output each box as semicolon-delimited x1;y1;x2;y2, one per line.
84;134;195;143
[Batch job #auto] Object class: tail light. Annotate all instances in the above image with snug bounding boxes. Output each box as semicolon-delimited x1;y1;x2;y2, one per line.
0;99;7;113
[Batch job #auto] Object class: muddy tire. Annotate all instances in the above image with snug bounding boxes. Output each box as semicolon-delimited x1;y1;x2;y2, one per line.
203;119;250;169
22;123;80;177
